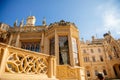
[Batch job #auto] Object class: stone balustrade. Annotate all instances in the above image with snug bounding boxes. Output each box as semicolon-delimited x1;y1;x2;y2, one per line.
0;43;57;80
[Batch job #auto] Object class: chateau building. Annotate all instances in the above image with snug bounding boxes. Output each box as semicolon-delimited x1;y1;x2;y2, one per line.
0;16;120;80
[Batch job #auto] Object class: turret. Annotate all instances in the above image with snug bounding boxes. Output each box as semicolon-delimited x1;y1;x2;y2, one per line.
26;16;36;26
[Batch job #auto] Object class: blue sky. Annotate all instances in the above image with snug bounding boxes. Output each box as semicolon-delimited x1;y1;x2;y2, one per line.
0;0;120;40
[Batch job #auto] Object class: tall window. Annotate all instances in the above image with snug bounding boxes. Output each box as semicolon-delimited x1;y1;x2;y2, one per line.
59;36;69;65
72;37;78;65
50;38;55;55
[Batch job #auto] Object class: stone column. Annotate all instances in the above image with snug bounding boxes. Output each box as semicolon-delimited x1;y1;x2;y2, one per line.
48;56;56;78
68;28;74;66
77;38;83;66
55;29;59;65
40;32;44;53
15;33;20;47
8;34;13;45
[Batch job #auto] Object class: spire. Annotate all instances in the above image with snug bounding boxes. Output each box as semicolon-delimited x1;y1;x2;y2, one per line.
42;17;46;26
14;19;18;27
19;19;24;27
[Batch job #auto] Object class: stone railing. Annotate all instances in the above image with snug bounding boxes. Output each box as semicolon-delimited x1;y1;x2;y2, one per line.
0;43;57;80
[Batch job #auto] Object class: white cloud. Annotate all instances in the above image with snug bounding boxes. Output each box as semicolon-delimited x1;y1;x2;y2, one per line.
103;7;120;30
96;1;120;38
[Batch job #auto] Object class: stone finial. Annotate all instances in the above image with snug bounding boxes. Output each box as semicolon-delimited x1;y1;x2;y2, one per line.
42;17;46;26
14;19;18;27
92;36;95;41
19;19;24;27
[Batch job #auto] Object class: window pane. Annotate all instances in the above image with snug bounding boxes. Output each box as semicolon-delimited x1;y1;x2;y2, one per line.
59;36;69;65
50;38;55;55
21;42;40;52
72;37;78;65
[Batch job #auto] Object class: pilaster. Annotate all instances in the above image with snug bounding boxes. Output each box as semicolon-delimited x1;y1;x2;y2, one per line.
55;29;59;65
41;32;44;53
68;28;74;66
48;56;56;78
8;34;13;45
77;38;83;66
15;33;20;47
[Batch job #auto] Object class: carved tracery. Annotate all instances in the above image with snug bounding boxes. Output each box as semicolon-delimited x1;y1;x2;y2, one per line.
6;52;48;74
